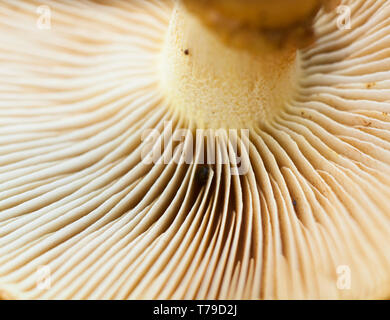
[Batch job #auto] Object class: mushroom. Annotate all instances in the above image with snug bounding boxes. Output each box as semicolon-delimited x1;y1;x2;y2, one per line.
0;0;390;300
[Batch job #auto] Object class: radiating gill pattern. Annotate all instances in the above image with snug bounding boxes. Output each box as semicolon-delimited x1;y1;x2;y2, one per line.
0;0;389;299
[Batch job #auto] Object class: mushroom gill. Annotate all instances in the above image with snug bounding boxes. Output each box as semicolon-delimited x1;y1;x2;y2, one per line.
0;0;390;300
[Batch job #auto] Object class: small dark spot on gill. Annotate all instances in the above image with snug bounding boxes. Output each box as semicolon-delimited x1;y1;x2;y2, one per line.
364;120;372;127
184;49;189;55
292;199;297;207
195;166;209;186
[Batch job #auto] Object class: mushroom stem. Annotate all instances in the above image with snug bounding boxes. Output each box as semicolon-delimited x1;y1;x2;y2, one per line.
182;0;331;50
159;1;302;129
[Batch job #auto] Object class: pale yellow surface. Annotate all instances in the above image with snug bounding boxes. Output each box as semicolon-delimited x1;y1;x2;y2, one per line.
160;2;301;129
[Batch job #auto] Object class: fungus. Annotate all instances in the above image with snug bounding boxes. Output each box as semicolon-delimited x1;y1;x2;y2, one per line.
0;0;390;300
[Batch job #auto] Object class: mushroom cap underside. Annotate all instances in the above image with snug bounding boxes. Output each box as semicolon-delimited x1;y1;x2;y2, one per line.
0;0;390;300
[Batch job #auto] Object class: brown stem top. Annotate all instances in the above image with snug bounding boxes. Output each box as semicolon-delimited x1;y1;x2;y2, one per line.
182;0;340;50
